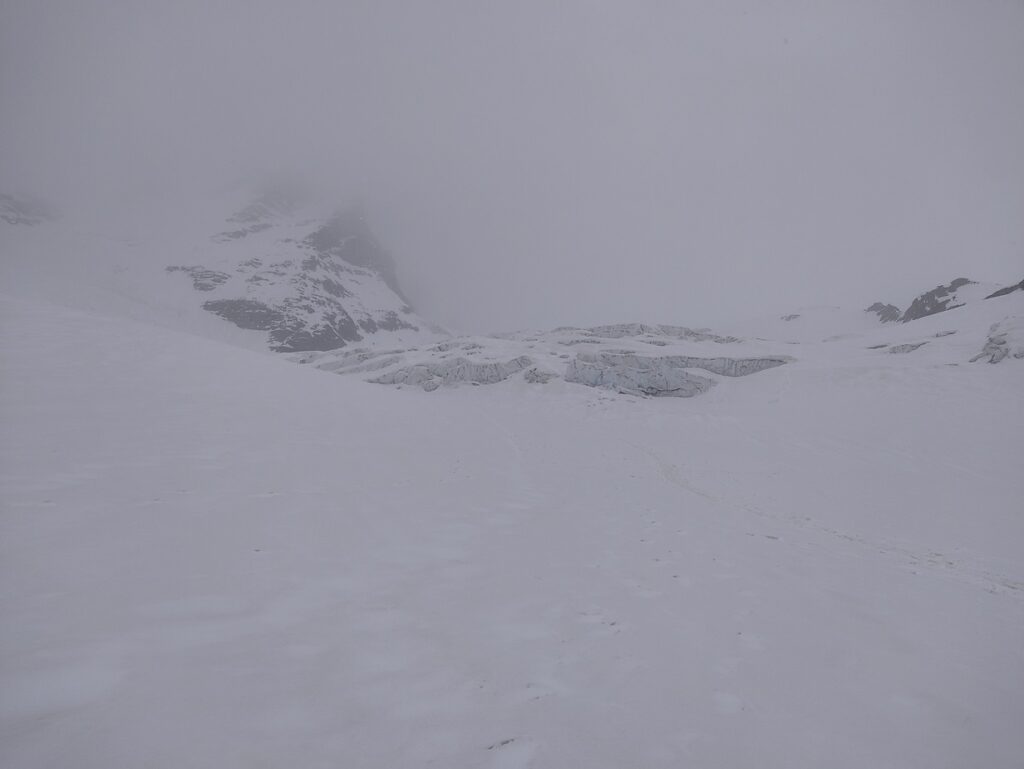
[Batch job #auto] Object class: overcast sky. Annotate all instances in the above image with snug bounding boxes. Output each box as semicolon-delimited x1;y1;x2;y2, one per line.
2;1;1022;332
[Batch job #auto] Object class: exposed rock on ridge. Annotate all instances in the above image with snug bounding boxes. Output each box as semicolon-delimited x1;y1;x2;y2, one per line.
865;302;901;323
900;278;975;322
167;195;435;353
986;279;1024;300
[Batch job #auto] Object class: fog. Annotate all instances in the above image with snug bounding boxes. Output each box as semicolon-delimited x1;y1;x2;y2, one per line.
2;1;1022;332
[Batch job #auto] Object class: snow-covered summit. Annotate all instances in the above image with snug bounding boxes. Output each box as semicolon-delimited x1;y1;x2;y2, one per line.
164;191;442;352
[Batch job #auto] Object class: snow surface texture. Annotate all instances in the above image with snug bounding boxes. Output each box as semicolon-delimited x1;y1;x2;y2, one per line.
2;286;1023;768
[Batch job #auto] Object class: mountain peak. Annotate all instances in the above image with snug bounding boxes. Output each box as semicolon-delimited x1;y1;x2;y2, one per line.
166;196;438;353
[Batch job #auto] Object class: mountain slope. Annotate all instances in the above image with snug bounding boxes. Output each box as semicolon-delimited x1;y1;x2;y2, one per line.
0;188;443;353
166;196;440;352
2;293;1022;769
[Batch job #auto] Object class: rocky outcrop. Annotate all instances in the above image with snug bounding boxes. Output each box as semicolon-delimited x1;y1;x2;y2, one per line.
168;197;434;353
165;266;230;291
866;302;901;323
202;299;284;331
985;279;1024;300
901;278;975;322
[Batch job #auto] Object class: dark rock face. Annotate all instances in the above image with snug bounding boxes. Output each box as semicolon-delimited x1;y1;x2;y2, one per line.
985;279;1024;300
268;308;363;352
202;299;284;330
865;302;902;323
202;298;362;351
900;278;974;322
303;210;406;300
357;311;408;335
165;266;231;291
1;193;55;226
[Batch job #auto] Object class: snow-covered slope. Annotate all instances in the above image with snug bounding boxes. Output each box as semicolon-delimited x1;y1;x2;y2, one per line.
165;194;442;352
2;290;1022;768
